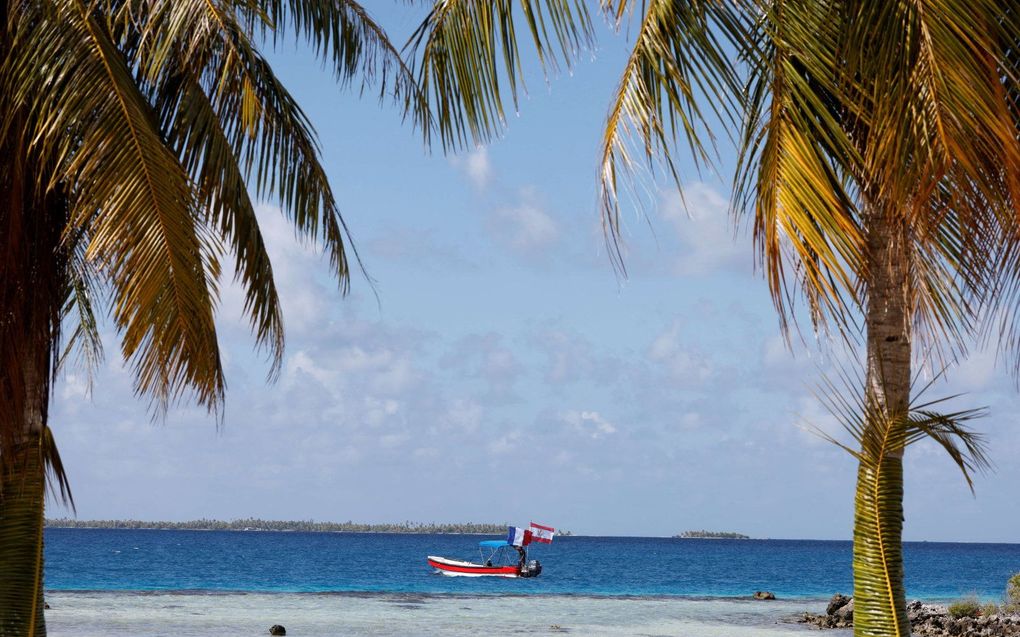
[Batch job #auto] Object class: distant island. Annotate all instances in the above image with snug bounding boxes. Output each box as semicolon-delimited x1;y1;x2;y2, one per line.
674;530;750;539
46;518;512;534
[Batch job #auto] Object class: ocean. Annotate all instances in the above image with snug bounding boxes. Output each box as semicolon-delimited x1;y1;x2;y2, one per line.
43;529;1020;636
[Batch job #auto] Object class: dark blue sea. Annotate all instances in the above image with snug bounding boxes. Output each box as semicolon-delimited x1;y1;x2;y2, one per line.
45;529;1020;601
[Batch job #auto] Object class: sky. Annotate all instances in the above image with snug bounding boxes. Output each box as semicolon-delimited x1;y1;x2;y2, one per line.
49;5;1020;541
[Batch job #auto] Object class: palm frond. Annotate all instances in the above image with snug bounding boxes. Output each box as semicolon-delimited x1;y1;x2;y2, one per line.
843;0;1020;220
838;1;1020;358
905;408;991;494
7;1;225;411
812;364;990;492
41;425;74;511
104;0;377;374
159;69;287;376
735;0;863;335
238;0;431;130
145;0;359;295
407;0;595;150
599;0;742;273
57;229;106;386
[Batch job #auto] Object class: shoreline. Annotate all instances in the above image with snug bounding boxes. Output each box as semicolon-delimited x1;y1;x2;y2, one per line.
42;589;966;605
43;591;850;637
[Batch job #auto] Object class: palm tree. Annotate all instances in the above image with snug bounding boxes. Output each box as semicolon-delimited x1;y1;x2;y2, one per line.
408;2;1020;635
0;2;425;634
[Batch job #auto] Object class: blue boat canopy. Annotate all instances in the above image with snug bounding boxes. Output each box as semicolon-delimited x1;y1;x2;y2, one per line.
479;540;510;548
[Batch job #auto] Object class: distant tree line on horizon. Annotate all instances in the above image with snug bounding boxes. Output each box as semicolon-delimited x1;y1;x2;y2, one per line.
46;518;574;535
675;530;750;540
45;518;516;534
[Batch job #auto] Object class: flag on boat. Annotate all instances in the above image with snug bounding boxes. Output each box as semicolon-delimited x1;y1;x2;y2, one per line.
529;522;555;544
507;526;533;546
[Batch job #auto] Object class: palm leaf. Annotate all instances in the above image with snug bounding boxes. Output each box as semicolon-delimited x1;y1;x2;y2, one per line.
6;1;225;411
56;237;106;386
248;0;430;129
142;0;360;294
407;0;595;150
158;68;287;376
812;365;989;637
599;0;742;272
735;0;864;334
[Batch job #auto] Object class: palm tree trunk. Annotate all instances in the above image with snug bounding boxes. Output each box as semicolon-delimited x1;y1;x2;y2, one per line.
0;119;60;637
853;210;912;637
0;429;48;636
0;329;50;637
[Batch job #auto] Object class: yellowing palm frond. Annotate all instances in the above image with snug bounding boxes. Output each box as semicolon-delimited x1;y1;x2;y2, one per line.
8;1;226;411
735;0;863;333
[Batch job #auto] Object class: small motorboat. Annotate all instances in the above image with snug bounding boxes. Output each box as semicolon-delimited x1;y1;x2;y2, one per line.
428;539;543;578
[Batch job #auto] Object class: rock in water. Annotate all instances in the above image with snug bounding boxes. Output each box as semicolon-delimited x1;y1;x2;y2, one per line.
753;591;776;600
269;625;286;636
826;593;851;616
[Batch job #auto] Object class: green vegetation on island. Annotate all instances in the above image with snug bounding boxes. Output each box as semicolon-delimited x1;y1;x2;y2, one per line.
45;518;516;534
675;530;750;540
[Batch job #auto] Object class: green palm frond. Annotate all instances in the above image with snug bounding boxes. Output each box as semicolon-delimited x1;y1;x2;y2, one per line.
407;0;594;150
850;412;909;637
598;0;742;273
813;366;989;637
814;366;989;487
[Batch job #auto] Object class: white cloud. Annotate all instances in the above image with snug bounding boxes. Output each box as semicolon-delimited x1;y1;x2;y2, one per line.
489;197;560;253
217;206;333;338
658;183;749;275
647;321;714;383
950;347;998;392
488;429;522;455
440;333;522;391
562;410;618;439
451;147;493;189
444;398;483;434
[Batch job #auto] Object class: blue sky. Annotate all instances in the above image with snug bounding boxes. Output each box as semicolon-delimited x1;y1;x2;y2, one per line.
49;5;1020;541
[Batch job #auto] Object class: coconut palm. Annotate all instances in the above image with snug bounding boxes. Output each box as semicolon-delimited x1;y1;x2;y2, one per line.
0;1;425;634
408;1;1020;635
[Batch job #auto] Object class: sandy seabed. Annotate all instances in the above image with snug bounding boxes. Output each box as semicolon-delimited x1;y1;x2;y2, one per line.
45;591;848;636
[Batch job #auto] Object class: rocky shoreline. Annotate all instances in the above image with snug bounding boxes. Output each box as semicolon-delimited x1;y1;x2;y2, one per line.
794;595;1020;636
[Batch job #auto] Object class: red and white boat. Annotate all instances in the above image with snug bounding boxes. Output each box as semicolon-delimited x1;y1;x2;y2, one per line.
427;540;543;578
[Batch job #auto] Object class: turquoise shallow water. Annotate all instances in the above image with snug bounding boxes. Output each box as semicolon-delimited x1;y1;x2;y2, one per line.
45;529;1020;600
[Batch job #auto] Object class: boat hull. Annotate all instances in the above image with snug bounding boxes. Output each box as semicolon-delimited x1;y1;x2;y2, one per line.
427;555;520;578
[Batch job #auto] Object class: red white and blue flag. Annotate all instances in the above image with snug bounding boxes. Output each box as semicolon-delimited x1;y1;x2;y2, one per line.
507;526;533;546
529;522;555;544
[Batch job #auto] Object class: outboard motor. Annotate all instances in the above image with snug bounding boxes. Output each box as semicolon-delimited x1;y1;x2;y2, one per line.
520;559;542;578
